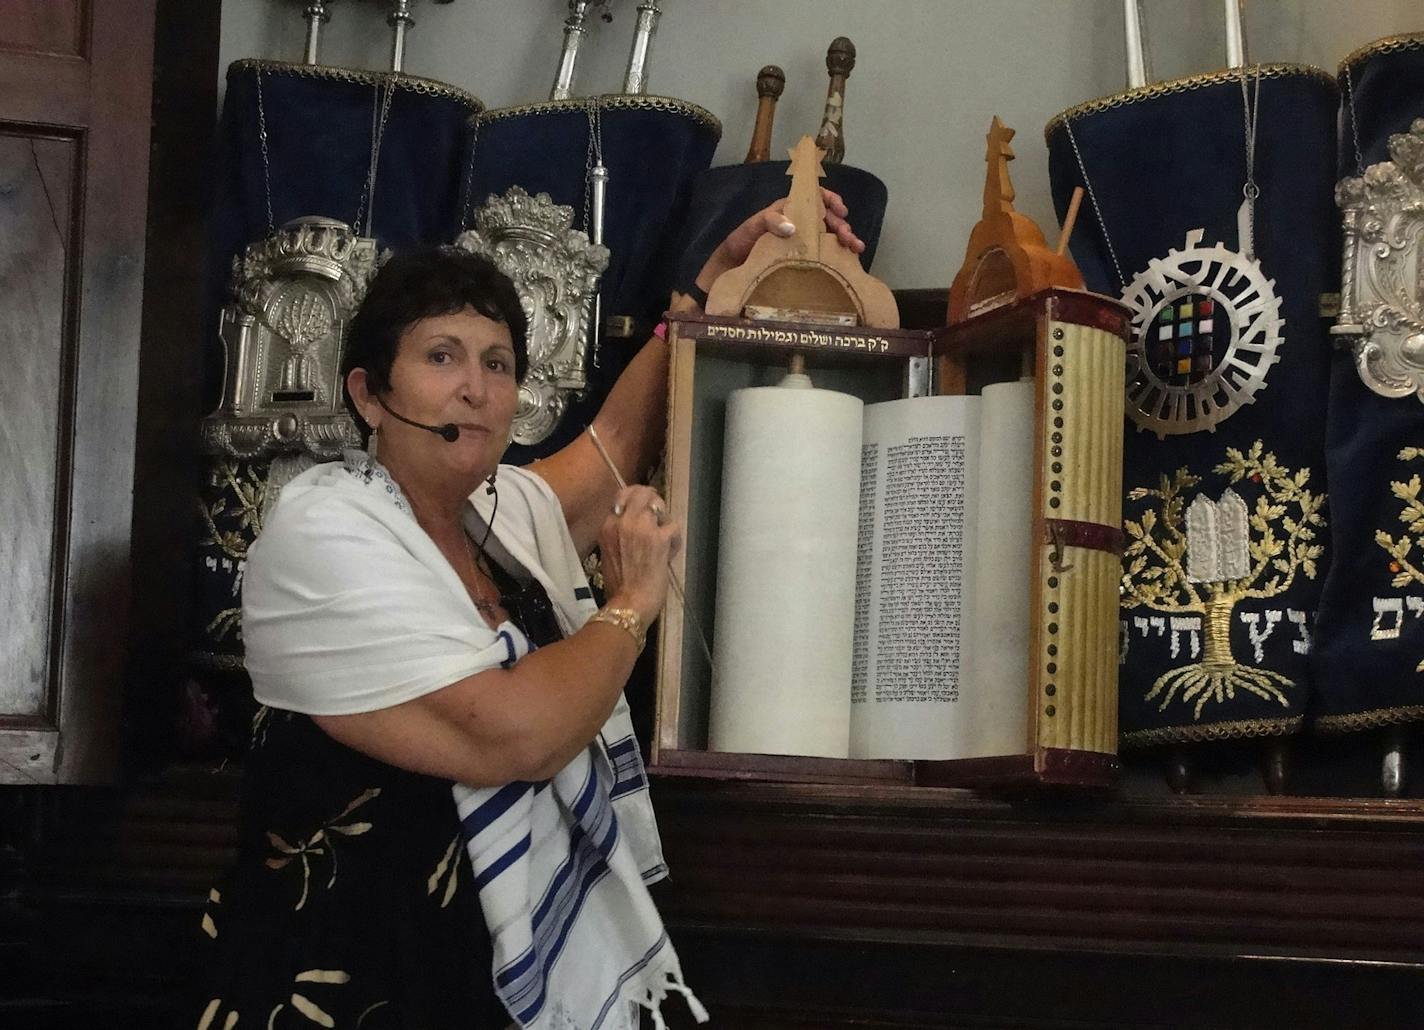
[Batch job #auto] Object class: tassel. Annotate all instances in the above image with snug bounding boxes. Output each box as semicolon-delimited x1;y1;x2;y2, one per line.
667;974;709;1023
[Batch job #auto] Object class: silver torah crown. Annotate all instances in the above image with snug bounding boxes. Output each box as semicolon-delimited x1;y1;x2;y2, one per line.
454;187;610;446
1334;118;1424;402
204;216;379;459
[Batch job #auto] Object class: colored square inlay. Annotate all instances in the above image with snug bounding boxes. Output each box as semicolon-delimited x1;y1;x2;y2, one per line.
1149;295;1219;386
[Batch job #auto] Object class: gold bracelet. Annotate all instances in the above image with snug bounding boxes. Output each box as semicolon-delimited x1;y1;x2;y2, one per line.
587;606;646;652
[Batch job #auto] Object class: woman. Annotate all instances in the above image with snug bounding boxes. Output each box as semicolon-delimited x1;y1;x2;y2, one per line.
195;195;863;1030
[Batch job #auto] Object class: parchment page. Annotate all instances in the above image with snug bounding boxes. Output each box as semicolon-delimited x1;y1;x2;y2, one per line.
850;396;982;760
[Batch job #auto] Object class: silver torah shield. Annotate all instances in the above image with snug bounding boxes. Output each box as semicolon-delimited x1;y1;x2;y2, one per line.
1334;118;1424;401
204;216;379;459
454;187;609;446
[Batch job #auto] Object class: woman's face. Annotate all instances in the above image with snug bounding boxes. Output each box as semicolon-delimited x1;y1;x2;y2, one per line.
366;304;519;484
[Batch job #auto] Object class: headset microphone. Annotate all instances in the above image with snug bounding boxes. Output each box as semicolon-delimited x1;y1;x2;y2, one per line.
376;395;460;442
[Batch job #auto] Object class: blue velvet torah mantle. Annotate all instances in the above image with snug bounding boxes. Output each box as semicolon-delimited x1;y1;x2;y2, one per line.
672;160;889;290
1044;65;1339;748
1313;37;1424;734
461;96;721;463
209;59;483;403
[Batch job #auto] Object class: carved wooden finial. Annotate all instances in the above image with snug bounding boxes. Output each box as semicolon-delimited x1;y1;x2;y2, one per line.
745;65;786;163
756;64;785;100
814;36;856;164
825;36;856;77
948;115;1085;324
785;136;827;257
984;116;1017;216
706;134;898;327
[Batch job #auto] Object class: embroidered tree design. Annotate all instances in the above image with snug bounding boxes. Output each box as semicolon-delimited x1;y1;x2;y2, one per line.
1122;441;1326;718
198;460;267;642
1375;446;1424;670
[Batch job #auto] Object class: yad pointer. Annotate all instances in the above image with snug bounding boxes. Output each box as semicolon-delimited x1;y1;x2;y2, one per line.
586;424;716;671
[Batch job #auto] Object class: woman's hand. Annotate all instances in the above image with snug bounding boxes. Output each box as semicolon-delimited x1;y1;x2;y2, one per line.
597;485;683;624
674;187;866;312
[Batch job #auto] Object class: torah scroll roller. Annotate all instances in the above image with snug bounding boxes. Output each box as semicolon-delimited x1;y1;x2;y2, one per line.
814;37;855;164
744;65;785;164
622;0;662;95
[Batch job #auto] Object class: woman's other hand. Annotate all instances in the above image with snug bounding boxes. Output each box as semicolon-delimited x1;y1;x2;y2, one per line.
675;187;865;312
598;485;682;624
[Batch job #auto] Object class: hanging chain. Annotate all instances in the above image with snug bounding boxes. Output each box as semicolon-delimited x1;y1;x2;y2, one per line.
1239;63;1262;258
460;117;480;229
1343;63;1366;176
1063;118;1127;291
254;67;276;234
354;77;397;238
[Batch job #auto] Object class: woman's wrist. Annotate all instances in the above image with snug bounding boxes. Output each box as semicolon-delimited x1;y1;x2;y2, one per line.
586;604;647;652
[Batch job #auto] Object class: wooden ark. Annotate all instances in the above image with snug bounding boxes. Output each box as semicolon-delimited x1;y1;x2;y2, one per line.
654;286;1132;790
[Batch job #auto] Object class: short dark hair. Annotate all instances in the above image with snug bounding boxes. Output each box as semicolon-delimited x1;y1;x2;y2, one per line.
341;247;528;441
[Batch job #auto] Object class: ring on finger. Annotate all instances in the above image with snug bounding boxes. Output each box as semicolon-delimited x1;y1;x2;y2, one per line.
612;501;626;517
651;503;666;525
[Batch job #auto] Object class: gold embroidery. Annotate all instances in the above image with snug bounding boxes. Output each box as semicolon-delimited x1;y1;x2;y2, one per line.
230;58;483;110
1045;64;1336;138
199;459;268;644
1122;442;1326;719
265;789;379;910
201;886;221;939
1375;447;1424;671
1121;714;1303;749
1340;33;1424;77
427;834;461;909
475;93;722;136
1316;704;1424;734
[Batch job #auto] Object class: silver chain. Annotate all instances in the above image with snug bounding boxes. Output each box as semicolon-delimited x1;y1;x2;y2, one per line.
254;67;275;233
1239;63;1262;257
1343;63;1366;176
460;117;480;228
582;98;604;235
354;77;397;237
1063;118;1127;291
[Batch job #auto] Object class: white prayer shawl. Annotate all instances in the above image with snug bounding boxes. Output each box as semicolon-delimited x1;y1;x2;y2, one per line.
242;452;705;1030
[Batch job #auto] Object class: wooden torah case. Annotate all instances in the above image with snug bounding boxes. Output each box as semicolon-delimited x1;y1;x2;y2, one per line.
653;288;1131;790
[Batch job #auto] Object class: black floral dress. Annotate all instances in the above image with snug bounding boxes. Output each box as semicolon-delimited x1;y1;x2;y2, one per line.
195;563;560;1030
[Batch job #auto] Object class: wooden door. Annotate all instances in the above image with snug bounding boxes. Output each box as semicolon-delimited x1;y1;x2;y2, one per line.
0;1;155;783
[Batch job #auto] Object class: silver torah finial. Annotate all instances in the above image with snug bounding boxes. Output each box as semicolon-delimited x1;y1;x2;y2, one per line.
551;1;611;101
622;0;662;95
1224;0;1248;68
1333;118;1424;402
454;187;610;446
302;1;333;65
204;217;380;460
388;0;414;72
1123;0;1151;88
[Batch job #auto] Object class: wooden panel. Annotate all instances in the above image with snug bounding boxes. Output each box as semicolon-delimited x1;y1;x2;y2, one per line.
0;129;78;727
0;0;87;58
0;0;155;783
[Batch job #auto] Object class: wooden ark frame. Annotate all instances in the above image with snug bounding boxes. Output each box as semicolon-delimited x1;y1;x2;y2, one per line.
654;289;1133;791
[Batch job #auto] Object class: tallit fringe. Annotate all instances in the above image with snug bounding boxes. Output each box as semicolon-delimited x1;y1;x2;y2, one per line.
622;951;709;1029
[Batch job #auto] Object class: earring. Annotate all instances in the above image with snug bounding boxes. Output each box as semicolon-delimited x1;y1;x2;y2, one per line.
368;425;379;460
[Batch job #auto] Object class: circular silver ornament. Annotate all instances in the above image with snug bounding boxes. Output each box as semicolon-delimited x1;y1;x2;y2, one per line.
1120;228;1284;437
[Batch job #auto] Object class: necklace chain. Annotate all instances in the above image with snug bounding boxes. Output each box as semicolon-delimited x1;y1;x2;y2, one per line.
462;532;502;620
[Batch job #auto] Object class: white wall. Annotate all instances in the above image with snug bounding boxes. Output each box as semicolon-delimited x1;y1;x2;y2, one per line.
219;1;1424;289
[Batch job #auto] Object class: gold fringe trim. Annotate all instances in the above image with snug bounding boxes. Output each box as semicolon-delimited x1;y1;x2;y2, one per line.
1315;705;1424;735
1044;63;1336;139
1340;33;1424;78
191;651;247;673
229;58;484;110
475;93;722;138
1120;714;1303;750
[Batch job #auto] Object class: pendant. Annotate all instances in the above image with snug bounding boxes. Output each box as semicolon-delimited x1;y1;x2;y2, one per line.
1119;228;1284;438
